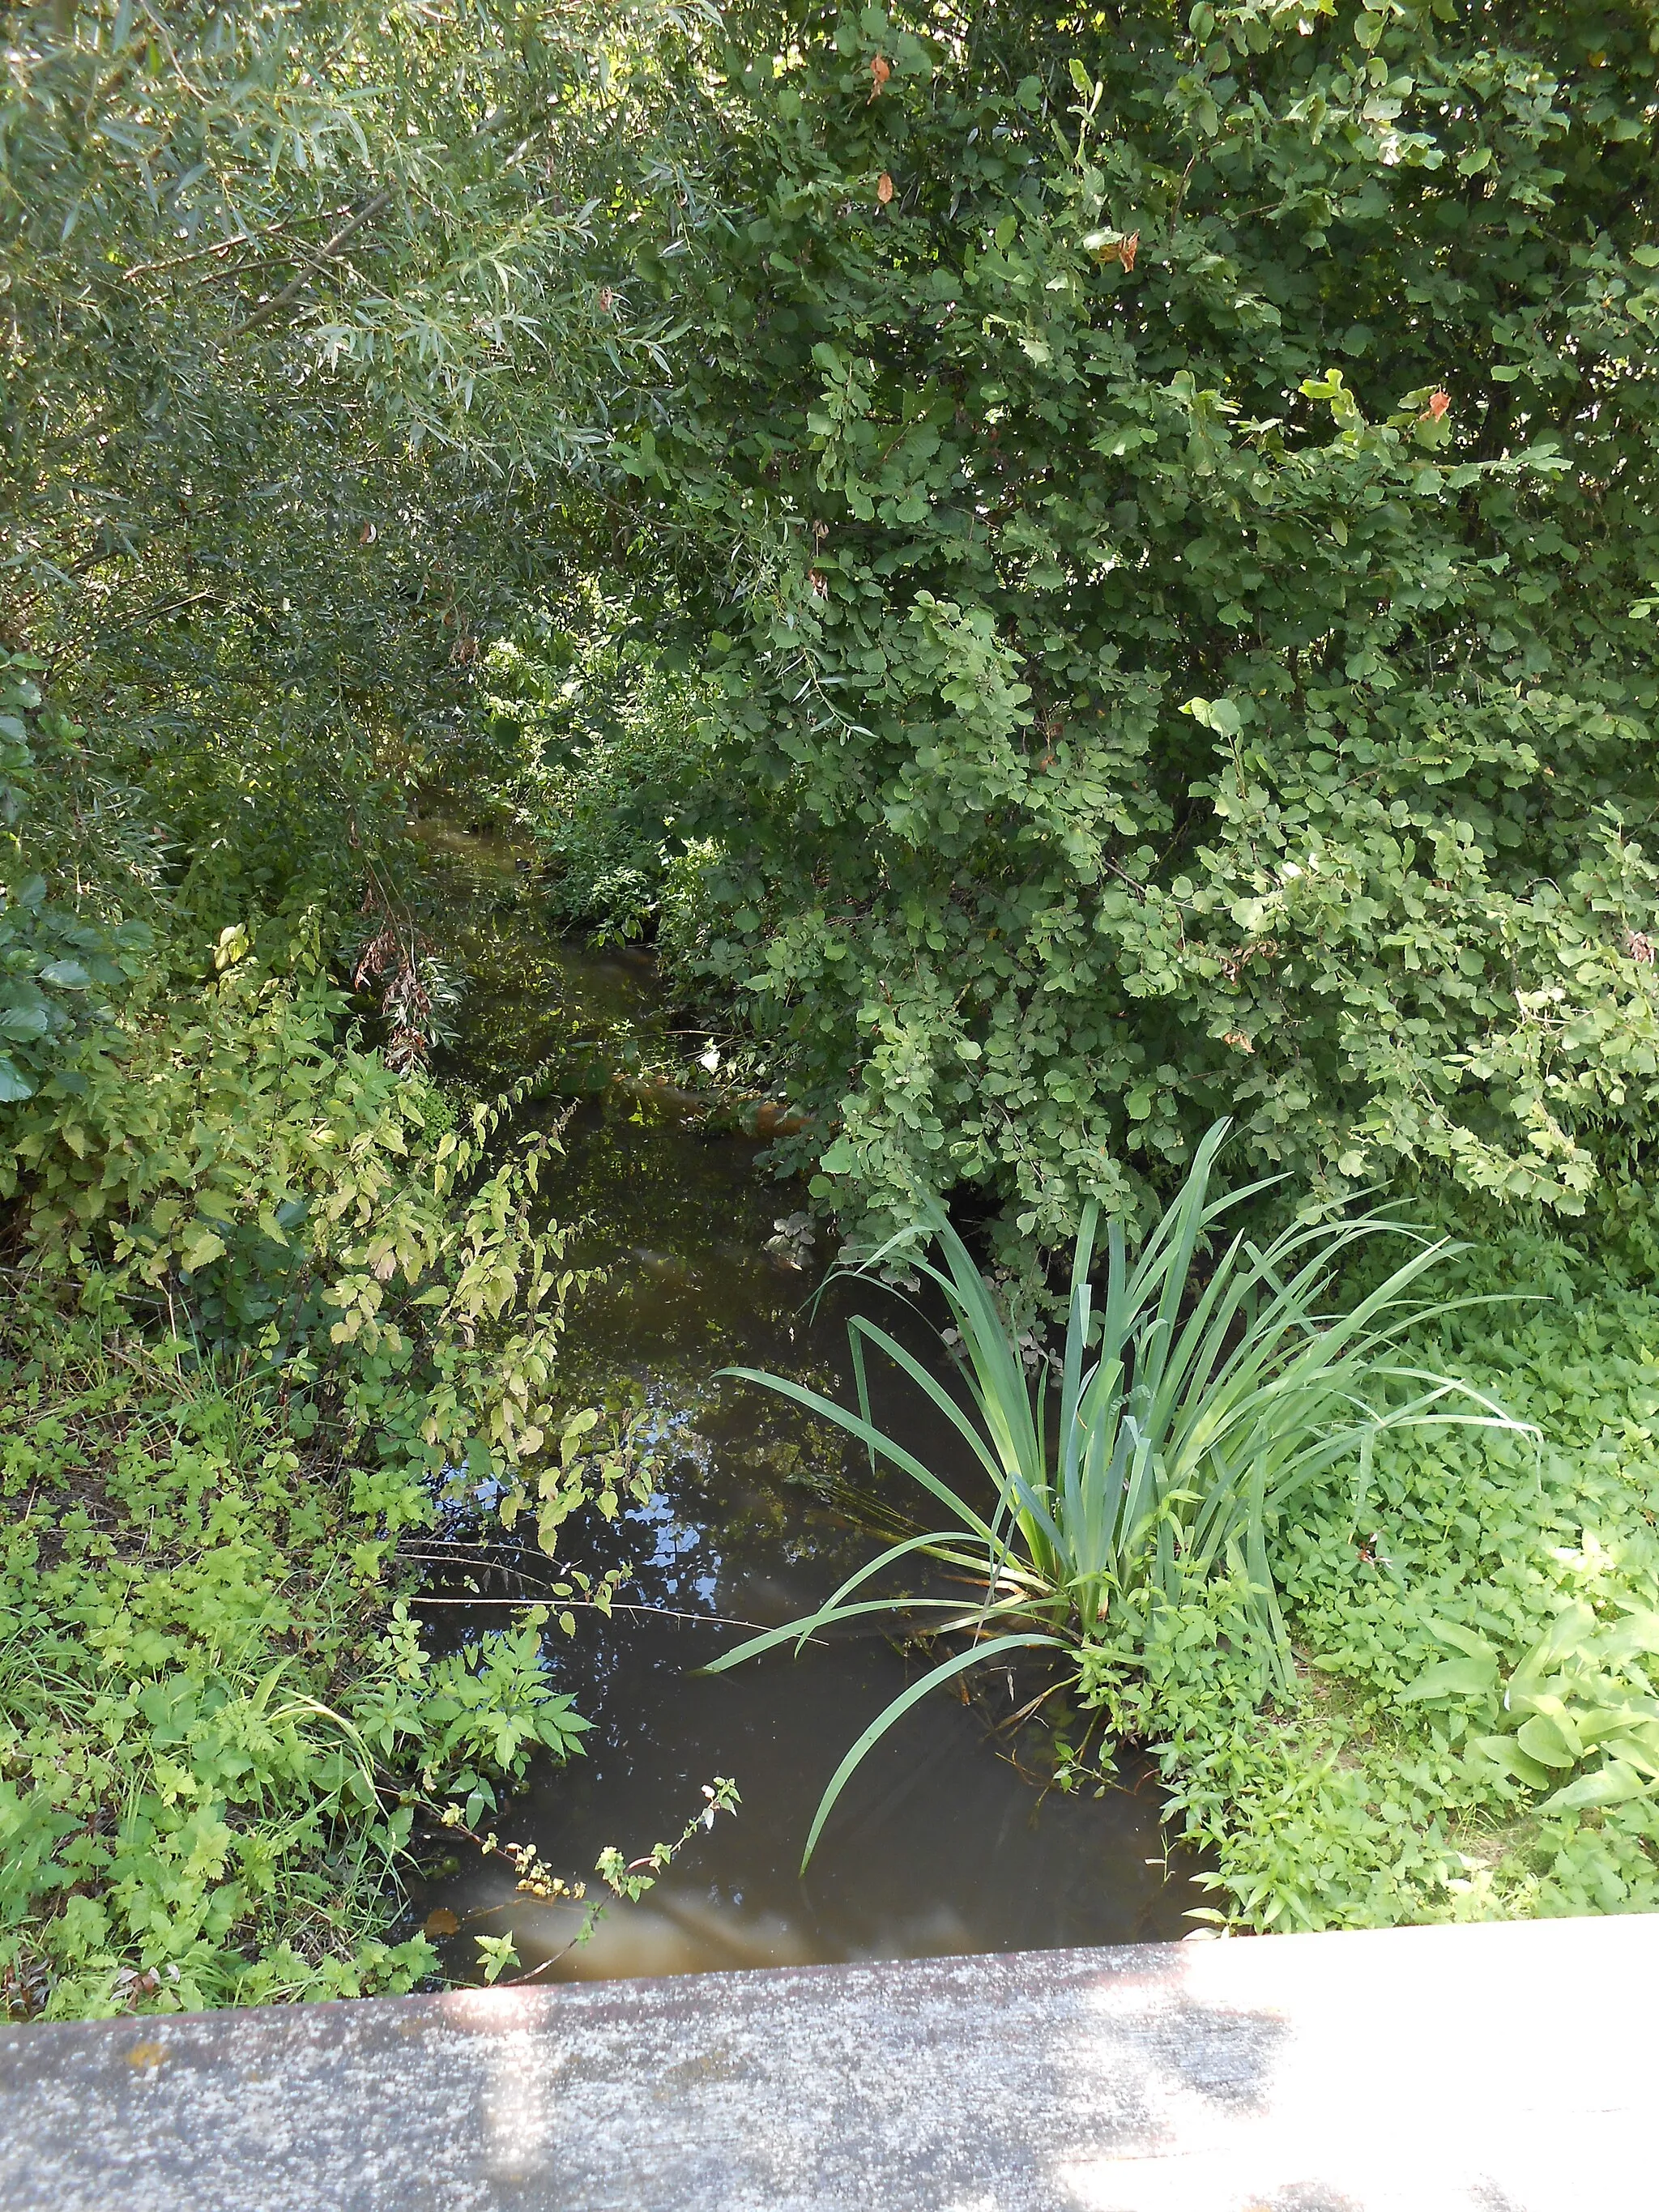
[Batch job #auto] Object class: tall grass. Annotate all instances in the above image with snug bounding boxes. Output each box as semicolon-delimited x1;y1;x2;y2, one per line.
709;1121;1534;1865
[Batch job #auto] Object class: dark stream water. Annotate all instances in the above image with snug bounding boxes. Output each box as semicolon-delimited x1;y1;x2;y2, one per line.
404;825;1204;1981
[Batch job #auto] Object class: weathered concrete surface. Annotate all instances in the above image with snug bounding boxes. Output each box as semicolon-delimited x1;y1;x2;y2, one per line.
0;1916;1651;2210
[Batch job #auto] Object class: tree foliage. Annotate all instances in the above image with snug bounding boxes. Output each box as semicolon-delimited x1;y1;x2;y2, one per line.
616;0;1659;1246
0;4;714;2018
2;0;710;947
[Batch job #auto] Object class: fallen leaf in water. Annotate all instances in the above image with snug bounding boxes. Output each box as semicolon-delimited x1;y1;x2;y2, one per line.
424;1907;461;1937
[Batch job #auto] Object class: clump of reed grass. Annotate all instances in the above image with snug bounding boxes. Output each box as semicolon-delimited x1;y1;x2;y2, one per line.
708;1120;1533;1865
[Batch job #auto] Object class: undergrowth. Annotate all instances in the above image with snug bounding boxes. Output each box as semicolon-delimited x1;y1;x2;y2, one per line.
0;950;631;2021
0;1320;586;2018
1086;1233;1659;1929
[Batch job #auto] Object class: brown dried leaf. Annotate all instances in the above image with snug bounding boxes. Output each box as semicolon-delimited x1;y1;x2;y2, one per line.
868;54;890;100
876;171;894;206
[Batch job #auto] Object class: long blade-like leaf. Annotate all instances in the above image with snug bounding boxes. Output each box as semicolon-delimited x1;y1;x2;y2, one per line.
799;1632;1063;1869
714;1365;997;1540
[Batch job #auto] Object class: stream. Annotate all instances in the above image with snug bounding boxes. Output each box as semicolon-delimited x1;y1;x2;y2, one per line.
403;824;1204;1981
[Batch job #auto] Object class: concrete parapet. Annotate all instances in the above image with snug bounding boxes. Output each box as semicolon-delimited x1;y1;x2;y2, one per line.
1;1916;1650;2210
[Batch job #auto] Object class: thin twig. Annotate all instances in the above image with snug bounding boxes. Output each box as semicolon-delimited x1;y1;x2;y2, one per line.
122;213;335;281
404;1592;782;1635
239;192;393;333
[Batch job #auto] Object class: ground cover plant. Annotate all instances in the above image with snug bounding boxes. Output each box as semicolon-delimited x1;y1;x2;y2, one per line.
0;1319;586;2018
1133;1233;1659;1928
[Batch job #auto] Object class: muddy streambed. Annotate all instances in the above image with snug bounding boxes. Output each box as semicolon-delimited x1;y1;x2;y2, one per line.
403;825;1203;1980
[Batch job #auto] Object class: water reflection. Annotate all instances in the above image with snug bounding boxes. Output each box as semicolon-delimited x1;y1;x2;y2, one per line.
408;826;1205;1981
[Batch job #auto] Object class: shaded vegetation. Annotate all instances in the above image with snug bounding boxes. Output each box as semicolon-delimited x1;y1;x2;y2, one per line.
6;0;1659;2010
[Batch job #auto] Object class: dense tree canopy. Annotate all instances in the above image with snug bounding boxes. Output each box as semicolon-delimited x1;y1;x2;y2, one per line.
1;1;705;1046
7;3;1659;1252
609;1;1659;1250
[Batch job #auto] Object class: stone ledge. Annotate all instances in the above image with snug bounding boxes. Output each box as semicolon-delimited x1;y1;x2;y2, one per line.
1;1915;1651;2210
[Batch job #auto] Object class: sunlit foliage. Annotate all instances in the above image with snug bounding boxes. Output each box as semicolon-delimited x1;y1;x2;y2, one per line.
617;1;1659;1250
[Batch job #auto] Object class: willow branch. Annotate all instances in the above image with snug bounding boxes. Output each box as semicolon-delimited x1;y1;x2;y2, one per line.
238;191;393;334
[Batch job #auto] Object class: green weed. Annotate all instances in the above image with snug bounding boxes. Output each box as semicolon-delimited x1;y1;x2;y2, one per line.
1124;1252;1659;1929
0;1325;584;2019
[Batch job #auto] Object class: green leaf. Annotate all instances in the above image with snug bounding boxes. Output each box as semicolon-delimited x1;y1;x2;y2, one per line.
1466;1734;1552;1791
1516;1710;1580;1769
1181;695;1242;737
475;1933;520;1984
1398;1656;1498;1702
178;1225;228;1274
1539;1760;1650;1816
1422;1617;1499;1664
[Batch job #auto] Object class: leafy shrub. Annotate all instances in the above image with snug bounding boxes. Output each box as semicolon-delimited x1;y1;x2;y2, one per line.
618;2;1659;1247
480;612;712;945
0;1323;584;2020
0;938;627;2019
3;944;590;1514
